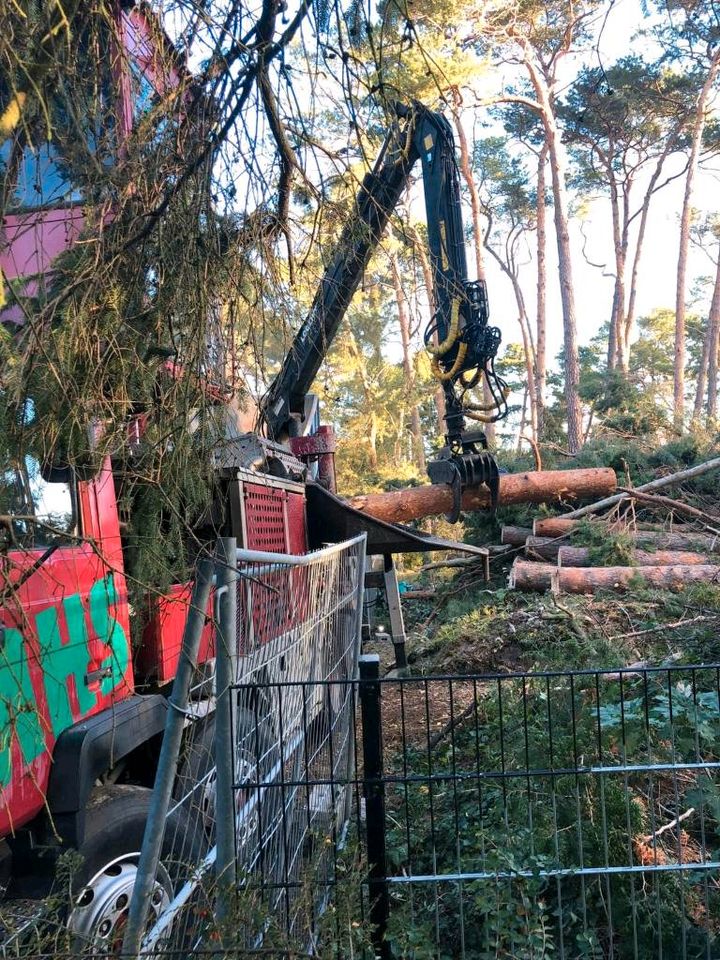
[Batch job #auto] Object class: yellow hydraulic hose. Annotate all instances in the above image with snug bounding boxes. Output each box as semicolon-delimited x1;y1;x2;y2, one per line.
431;342;468;381
426;298;461;358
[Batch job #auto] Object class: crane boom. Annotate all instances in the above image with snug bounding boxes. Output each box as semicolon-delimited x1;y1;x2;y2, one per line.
259;101;508;520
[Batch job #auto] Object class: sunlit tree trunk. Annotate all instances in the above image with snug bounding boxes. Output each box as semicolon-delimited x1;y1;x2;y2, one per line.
535;142;548;436
674;47;720;431
410;226;447;432
390;254;426;472
695;246;720;423
522;52;583;452
452;98;496;447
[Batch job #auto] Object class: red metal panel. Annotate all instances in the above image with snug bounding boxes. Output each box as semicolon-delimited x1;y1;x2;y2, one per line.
243;483;288;552
286;491;307;555
137;584;214;685
0;467;133;835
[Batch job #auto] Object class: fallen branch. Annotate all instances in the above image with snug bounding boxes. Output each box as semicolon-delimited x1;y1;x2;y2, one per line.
428;700;477;749
616;487;720;530
607;616;717;641
643;808;694;844
560;456;720;522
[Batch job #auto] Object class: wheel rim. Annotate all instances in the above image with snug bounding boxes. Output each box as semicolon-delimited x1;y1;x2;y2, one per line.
68;853;172;954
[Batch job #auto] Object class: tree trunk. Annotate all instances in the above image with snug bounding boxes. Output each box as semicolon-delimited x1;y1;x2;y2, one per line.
625;127;681;355
511;559;720;593
616;187;632;372
607;160;623;371
535;142;548;436
674;48;720;431
524;536;561;560
452;103;496;446
524;56;583;451
509;560;556;591
500;525;533;546
531;518;719;548
409;224;447;431
557;546;715;567
694;243;720;422
390;253;426;472
348;467;617;524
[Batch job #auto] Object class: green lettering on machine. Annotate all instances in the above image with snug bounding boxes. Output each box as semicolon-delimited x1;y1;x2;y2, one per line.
0;574;130;788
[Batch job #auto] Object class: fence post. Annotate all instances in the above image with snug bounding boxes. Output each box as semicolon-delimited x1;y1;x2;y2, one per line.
122;556;214;958
359;654;390;960
215;536;238;925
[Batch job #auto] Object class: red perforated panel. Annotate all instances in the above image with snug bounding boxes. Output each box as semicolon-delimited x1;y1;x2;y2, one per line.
286;491;307;555
242;482;307;555
243;483;288;552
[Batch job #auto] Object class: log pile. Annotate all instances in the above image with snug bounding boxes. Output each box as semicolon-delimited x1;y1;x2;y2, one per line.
506;457;720;596
507;519;720;595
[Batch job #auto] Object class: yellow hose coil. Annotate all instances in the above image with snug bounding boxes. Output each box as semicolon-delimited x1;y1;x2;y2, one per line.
431;342;468;382
426;298;461;358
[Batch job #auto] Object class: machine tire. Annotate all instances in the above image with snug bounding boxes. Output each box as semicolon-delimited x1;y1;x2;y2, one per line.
174;708;278;862
67;784;199;954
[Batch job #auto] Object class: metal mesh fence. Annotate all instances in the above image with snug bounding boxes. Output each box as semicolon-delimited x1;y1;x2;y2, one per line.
370;665;720;960
124;534;367;956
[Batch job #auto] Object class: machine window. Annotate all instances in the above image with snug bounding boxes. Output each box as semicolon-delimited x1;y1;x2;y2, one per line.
0;455;76;549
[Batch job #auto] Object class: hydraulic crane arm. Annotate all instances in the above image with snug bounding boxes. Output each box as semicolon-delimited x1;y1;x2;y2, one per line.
259;101;508;519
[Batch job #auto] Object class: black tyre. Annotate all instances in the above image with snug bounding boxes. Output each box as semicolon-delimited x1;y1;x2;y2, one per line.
67;784;199;955
174;708;278;862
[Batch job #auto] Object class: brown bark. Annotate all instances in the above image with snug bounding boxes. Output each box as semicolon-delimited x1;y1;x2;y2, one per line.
694;243;720;423
533;518;719;552
509;559;556;592
511;560;720;593
557;564;720;594
500;525;533;546
533;517;662;538
535;142;548;435
674;48;720;430
524;536;561;561
390;254;425;472
523;57;583;451
348;467;617;525
557;546;715;567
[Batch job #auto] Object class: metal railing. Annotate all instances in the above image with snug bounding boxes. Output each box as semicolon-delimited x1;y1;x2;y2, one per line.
121;534;367;956
360;661;720;960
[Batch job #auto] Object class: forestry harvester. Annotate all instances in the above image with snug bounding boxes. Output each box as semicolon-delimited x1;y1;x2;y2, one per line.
0;2;507;943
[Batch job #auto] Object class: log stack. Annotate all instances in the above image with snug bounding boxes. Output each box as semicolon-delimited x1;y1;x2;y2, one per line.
506;517;720;595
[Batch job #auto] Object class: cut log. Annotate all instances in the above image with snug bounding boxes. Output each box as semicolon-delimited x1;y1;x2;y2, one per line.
532;517;662;538
532;518;720;552
501;525;533;546
509;559;556;591
512;562;720;594
556;565;720;594
557;546;716;567
348;468;617;525
524;536;560;561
